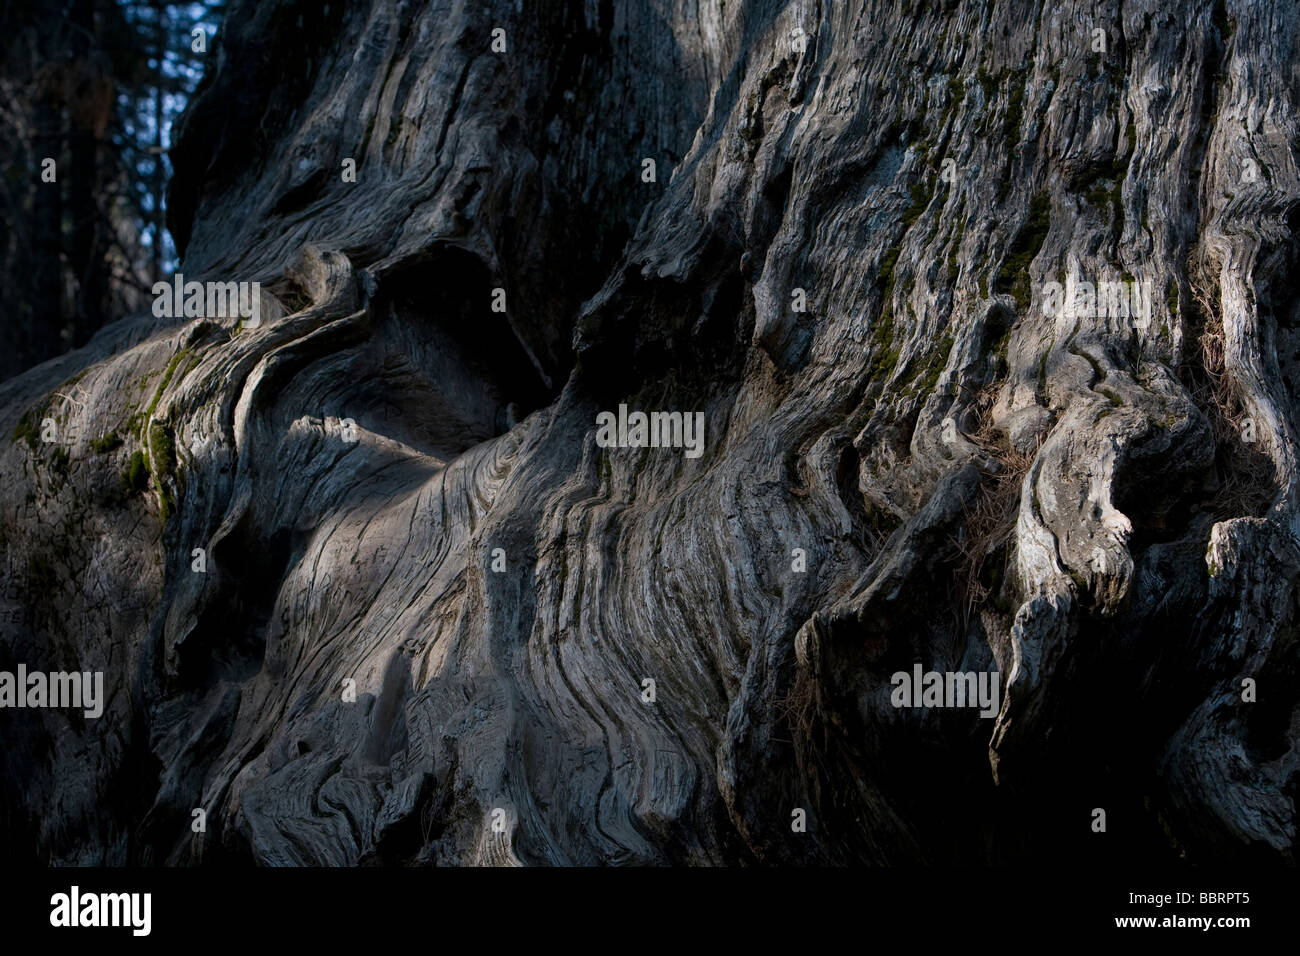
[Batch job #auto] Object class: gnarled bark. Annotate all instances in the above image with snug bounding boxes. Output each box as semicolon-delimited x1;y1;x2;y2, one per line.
1;0;1297;865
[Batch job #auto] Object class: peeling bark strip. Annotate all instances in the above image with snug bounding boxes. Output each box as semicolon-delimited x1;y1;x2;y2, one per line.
2;0;1299;866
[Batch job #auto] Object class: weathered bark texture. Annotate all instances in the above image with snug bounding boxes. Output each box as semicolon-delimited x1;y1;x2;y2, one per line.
2;0;1298;865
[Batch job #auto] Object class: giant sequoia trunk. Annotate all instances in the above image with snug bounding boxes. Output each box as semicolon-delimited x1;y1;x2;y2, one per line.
1;0;1297;866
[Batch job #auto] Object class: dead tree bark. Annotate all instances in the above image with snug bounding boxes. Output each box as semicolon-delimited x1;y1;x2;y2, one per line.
1;0;1297;866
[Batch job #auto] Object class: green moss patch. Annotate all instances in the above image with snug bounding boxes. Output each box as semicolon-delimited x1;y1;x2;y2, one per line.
995;191;1051;310
90;432;124;454
123;450;148;494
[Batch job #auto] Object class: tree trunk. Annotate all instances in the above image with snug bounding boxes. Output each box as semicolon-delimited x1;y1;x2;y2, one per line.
29;88;62;365
1;0;1297;866
67;0;103;348
151;1;167;277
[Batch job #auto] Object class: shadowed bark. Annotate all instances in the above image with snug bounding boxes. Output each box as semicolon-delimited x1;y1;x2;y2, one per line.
1;0;1297;866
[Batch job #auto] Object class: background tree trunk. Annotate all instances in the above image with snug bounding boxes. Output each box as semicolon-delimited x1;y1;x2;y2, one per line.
68;0;103;348
30;88;63;366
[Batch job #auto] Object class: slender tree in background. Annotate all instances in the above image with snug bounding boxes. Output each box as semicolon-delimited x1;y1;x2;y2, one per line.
30;61;63;367
0;0;223;381
150;1;166;277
